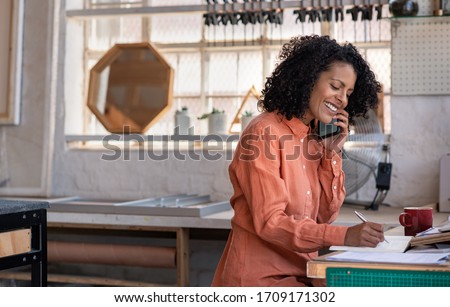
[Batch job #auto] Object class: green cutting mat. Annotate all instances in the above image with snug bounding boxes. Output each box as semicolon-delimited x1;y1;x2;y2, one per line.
326;268;450;287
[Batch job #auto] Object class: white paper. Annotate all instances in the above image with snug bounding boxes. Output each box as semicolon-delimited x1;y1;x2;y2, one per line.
406;243;450;254
329;236;412;253
327;252;449;264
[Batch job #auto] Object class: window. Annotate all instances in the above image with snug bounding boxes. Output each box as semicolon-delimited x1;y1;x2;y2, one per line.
64;0;392;138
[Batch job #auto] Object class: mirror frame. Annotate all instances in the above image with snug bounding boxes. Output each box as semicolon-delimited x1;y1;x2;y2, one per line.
87;42;174;134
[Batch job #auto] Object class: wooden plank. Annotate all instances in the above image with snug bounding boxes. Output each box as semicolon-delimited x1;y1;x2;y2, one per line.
48;241;176;268
0;229;30;258
0;272;175;287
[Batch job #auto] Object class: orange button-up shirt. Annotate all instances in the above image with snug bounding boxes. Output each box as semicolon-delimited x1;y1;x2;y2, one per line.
212;112;348;286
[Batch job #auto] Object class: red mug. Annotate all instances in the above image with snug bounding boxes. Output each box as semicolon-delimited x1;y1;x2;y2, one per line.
399;207;433;236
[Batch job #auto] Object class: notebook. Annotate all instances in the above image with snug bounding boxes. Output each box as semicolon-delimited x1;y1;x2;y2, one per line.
329;236;412;253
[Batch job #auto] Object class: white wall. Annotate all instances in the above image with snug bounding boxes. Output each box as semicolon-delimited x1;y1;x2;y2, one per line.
0;0;53;195
52;149;233;201
389;96;450;206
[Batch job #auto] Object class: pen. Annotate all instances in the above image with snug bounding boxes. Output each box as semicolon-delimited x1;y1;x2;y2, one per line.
354;210;389;244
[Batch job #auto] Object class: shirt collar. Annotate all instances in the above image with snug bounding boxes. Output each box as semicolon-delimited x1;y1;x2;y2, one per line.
280;114;310;137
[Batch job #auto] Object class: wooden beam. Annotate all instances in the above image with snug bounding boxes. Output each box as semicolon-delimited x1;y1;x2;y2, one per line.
0;271;175;287
176;228;190;287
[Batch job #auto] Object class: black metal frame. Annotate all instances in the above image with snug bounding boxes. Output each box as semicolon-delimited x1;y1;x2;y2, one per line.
0;208;47;286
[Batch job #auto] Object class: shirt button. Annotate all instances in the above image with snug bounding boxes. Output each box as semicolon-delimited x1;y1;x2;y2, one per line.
306;191;310;195
300;138;304;143
303;165;306;169
333;185;337;190
304;215;309;219
333;160;337;165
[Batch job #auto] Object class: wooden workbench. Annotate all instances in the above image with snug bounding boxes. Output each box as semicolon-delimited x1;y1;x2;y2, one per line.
307;207;450;281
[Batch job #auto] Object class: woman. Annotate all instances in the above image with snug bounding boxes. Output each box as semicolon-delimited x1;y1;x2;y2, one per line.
212;35;385;287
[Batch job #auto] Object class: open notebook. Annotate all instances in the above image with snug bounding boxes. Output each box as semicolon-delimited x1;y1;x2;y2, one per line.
329;236;412;253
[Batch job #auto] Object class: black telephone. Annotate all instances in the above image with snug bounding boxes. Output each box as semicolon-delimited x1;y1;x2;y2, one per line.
317;118;340;139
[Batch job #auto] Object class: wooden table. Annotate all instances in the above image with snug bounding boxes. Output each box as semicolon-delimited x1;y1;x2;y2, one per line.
307;209;450;285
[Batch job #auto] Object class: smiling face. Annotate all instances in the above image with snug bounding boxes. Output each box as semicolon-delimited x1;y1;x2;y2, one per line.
303;61;357;124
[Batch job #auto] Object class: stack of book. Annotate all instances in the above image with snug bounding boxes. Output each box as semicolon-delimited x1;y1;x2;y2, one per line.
409;223;450;247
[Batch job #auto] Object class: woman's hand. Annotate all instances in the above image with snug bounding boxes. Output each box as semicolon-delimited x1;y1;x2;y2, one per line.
344;222;385;247
322;109;349;155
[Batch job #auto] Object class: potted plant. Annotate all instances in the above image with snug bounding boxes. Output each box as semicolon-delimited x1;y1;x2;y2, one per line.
174;106;191;135
240;110;255;131
198;108;227;134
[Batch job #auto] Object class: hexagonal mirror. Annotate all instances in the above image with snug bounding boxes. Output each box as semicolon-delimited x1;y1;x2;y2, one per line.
87;42;173;134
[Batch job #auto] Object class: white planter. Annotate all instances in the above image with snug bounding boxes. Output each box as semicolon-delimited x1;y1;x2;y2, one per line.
240;115;255;131
208;113;227;134
174;110;191;135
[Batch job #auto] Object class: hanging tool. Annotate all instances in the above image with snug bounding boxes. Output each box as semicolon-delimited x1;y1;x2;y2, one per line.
266;0;276;43
256;0;265;45
276;0;284;44
240;0;251;45
248;0;258;45
321;0;333;23
294;0;307;34
230;0;239;46
276;0;284;26
307;0;321;34
203;0;212;26
256;1;265;25
375;0;383;20
203;0;212;47
220;0;230;46
346;0;361;42
359;0;368;43
309;0;321;23
266;0;283;43
204;0;219;46
375;0;383;42
334;0;345;42
363;0;374;42
335;0;344;22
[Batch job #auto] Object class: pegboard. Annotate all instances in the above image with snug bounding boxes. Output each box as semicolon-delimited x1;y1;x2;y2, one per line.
416;0;434;16
391;16;450;95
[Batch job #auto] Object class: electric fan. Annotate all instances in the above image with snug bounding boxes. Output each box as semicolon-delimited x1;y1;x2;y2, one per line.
342;109;391;210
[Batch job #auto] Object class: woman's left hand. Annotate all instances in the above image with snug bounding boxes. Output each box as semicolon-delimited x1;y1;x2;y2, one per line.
322;109;349;155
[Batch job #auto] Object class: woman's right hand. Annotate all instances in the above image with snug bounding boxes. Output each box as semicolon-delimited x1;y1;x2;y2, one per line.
344;222;385;247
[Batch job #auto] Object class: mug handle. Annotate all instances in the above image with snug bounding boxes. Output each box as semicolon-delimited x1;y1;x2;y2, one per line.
399;212;412;227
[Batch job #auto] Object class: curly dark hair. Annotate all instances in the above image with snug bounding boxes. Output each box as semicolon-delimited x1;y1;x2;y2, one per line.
259;35;382;123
